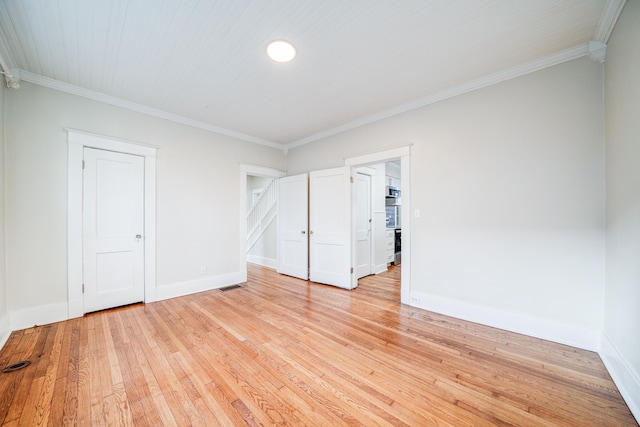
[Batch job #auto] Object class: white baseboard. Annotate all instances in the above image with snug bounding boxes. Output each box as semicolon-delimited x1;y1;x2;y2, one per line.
599;332;640;423
155;271;246;301
10;302;70;331
68;297;84;319
0;314;11;350
374;263;388;275
2;281;635;425
409;291;601;351
247;255;278;270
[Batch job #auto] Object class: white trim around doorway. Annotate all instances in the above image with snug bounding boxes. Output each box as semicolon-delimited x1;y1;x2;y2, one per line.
345;145;411;305
239;164;287;281
66;129;157;318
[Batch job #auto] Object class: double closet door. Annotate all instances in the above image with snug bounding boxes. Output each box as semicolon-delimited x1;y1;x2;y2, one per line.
277;167;357;290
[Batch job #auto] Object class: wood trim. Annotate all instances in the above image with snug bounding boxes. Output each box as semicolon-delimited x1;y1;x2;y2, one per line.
19;74;285;150
412;290;601;351
66;128;159;155
344;145;411;166
593;0;627;42
66;130;157;318
9;302;68;331
143;155;157;303
0;314;10;350
246;255;278;269
600;331;640;420
154;271;245;302
67;142;84;319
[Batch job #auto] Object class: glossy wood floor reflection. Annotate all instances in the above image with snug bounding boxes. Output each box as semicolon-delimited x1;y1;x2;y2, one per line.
0;265;636;426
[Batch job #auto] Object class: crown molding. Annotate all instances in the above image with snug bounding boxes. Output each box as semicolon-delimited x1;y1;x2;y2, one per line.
286;43;590;150
17;40;600;153
18;71;285;151
588;41;607;63
0;38;20;88
593;0;627;42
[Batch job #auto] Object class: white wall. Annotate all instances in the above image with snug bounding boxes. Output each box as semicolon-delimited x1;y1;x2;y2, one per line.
4;82;286;323
248;219;278;268
0;79;9;346
288;57;605;349
602;0;640;419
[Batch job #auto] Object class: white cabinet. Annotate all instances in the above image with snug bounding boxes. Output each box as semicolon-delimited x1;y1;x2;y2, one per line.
386;176;401;189
386;229;395;263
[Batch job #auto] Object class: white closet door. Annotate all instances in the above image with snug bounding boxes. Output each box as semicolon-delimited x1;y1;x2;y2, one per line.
278;174;309;279
83;148;145;313
309;167;355;289
355;172;372;279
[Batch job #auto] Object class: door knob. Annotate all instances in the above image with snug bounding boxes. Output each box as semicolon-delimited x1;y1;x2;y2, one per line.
301;230;306;234
135;234;142;239
309;230;314;235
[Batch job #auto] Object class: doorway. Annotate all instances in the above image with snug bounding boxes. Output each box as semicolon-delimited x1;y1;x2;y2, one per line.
67;130;157;318
273;149;409;297
354;161;402;281
346;146;411;305
354;169;373;279
246;174;279;269
239;165;286;281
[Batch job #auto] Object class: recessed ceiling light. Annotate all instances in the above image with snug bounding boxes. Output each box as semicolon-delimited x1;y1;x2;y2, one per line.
266;40;296;63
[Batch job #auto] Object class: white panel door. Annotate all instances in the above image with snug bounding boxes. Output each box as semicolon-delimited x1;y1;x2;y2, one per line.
309;167;355;289
83;148;145;313
278;174;309;279
355;172;372;279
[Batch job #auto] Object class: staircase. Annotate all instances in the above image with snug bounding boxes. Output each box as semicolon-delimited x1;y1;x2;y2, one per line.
247;178;278;252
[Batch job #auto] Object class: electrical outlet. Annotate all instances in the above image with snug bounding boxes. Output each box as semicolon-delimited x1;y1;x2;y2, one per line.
200;266;207;275
410;295;421;305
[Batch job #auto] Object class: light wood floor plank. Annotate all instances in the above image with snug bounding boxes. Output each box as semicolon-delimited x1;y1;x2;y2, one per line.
0;264;637;426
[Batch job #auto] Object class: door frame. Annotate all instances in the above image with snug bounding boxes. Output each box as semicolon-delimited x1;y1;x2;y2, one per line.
345;145;411;305
239;164;286;281
67;129;157;318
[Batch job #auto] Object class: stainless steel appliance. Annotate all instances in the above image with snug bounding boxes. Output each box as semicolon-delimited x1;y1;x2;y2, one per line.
386;205;400;228
385;186;401;228
386;186;400;198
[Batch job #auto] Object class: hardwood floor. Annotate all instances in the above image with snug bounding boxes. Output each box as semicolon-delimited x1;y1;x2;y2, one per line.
0;264;636;426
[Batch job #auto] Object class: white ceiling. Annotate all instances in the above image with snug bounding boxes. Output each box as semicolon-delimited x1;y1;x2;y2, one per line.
0;0;624;149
